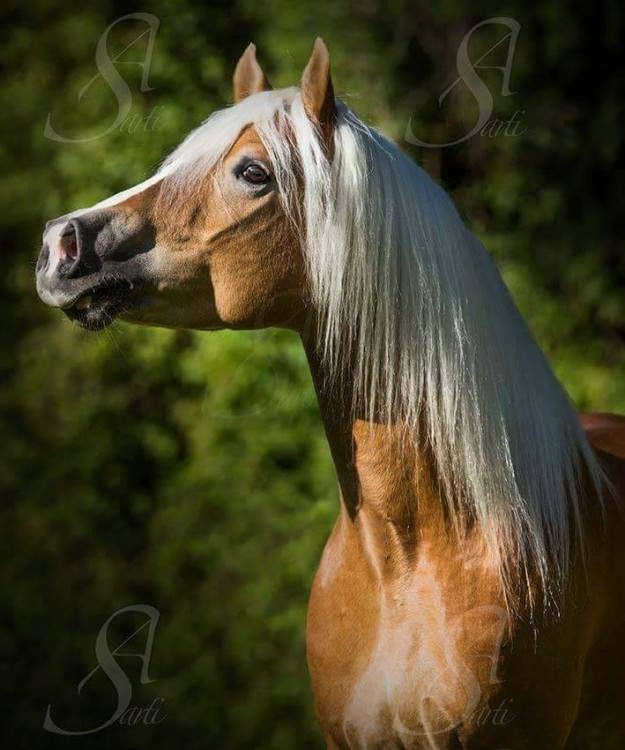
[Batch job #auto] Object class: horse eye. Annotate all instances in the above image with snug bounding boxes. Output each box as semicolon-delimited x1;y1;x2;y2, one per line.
240;163;270;185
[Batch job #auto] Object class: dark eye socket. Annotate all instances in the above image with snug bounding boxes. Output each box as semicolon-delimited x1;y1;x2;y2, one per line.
240;162;270;185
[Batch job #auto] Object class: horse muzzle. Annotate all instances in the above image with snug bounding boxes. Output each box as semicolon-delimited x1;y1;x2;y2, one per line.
36;208;156;330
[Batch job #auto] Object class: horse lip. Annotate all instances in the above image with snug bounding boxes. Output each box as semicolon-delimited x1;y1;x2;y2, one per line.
61;277;140;330
60;278;136;310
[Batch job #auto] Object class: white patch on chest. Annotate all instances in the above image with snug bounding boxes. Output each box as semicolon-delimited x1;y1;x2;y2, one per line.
342;547;496;749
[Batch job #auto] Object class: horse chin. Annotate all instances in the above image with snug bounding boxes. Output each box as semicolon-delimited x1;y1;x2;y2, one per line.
62;278;139;331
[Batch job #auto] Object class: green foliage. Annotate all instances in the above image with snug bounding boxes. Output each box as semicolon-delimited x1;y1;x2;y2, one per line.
1;0;623;747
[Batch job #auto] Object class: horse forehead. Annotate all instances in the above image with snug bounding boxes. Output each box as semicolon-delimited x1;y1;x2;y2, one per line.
225;123;268;158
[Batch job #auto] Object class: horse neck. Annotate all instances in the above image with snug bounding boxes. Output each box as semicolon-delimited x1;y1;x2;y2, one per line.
302;334;473;578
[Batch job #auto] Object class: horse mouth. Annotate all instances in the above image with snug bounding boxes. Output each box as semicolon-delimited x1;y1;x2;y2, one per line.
63;278;137;330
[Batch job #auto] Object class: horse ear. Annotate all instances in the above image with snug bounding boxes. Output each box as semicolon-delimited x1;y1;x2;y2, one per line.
300;37;336;142
233;43;271;103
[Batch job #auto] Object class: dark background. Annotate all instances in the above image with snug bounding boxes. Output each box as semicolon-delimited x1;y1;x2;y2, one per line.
1;0;624;747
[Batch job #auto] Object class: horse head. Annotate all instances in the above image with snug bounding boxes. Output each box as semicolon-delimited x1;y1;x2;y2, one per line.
36;39;334;333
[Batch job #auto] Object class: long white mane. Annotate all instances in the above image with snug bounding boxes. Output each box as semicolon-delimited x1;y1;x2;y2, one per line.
163;88;605;609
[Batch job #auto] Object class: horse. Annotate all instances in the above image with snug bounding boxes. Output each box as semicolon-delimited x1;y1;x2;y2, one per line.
35;38;625;749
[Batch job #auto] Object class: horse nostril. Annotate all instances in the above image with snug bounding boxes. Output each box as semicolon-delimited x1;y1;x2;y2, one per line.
60;222;79;262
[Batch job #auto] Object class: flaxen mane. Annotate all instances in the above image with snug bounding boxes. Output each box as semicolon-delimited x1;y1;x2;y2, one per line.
162;87;606;609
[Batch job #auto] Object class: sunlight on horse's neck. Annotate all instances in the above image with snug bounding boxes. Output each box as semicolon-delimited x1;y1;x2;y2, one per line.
302;333;454;567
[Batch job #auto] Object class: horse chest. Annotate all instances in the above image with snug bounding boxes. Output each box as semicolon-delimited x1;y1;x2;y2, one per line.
307;528;511;749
